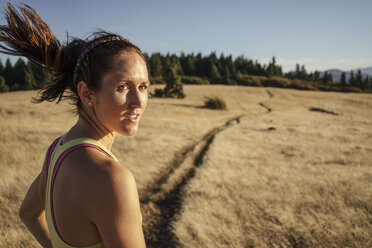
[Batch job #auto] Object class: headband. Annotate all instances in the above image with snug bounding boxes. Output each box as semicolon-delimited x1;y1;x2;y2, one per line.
72;36;127;87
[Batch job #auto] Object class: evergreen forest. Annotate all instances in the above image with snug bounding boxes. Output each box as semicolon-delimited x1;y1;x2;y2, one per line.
0;53;371;94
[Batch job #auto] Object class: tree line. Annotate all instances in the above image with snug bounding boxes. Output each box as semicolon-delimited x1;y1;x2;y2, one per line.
0;53;371;93
344;70;371;90
146;53;371;91
0;58;50;92
147;52;283;84
285;64;372;90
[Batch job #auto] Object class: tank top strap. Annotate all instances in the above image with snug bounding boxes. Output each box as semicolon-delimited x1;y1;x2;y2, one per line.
45;136;114;248
44;137;60;180
56;136;118;162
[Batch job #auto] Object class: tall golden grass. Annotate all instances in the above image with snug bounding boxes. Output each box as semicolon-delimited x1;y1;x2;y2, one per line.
0;85;371;247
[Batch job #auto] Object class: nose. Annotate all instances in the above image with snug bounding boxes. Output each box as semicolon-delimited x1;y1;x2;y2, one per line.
128;87;146;108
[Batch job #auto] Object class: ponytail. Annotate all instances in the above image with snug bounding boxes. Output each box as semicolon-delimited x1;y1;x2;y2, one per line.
0;3;79;103
0;3;145;106
0;3;62;71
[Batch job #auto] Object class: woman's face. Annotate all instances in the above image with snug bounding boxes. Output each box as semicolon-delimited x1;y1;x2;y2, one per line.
93;50;149;136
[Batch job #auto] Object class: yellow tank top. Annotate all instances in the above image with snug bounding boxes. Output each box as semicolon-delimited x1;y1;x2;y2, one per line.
45;136;118;248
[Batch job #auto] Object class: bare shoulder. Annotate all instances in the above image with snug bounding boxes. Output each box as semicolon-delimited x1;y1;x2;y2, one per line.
75;150;138;209
66;146;135;183
62;147;139;212
91;158;137;197
54;144;145;247
77;150;145;247
75;149;138;202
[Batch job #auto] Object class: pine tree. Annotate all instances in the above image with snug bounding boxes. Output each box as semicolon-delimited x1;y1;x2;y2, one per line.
170;54;184;76
313;71;320;82
356;70;363;88
234;55;246;74
322;72;329;84
0;76;9;92
266;56;282;77
25;62;36;89
349;71;356;87
207;52;221;79
295;64;301;79
209;62;221;79
327;73;333;84
340;72;346;85
13;58;29;90
184;54;195;76
194;54;209;77
149;53;163;77
302;66;308;80
243;58;255;75
4;58;16;90
223;64;231;80
285;72;294;80
159;64;185;98
309;72;314;81
0;60;4;76
361;76;369;90
267;57;275;77
226;55;237;79
275;64;283;77
29;61;50;88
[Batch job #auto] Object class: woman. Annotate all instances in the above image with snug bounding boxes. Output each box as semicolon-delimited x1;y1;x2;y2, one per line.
0;3;148;248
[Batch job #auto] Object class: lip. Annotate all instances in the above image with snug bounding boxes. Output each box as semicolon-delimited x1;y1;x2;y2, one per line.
123;113;140;123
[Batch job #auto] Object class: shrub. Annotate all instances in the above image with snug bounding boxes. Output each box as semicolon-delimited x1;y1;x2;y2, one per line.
211;77;237;85
151;66;186;99
337;85;364;93
263;76;291;88
204;97;227;110
152;88;165;97
235;75;264;87
182;76;210;85
290;80;317;91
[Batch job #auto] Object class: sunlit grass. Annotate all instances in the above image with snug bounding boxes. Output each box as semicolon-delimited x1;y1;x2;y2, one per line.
1;86;371;247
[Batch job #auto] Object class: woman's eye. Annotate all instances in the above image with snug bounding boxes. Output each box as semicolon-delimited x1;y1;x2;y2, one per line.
117;84;129;91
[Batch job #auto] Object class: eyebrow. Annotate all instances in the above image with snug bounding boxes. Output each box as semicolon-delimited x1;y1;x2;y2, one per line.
117;79;151;85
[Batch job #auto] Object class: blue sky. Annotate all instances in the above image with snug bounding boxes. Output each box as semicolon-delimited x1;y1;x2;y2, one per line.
1;0;371;72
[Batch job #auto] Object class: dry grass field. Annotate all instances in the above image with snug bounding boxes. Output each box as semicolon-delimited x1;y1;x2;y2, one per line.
0;85;371;248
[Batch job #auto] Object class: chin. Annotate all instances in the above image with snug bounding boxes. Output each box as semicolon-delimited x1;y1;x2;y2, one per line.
119;126;139;136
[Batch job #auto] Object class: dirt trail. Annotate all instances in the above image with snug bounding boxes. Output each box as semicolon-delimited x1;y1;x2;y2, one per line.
258;89;274;112
141;115;242;247
142;89;275;247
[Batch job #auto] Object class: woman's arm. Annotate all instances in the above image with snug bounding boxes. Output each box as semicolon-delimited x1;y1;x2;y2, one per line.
19;166;52;248
89;161;146;248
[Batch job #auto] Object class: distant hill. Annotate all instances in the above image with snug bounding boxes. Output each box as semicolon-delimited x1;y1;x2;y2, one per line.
359;66;372;76
319;66;372;82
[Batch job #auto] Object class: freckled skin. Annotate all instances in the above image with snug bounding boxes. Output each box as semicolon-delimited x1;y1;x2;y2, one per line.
94;51;149;136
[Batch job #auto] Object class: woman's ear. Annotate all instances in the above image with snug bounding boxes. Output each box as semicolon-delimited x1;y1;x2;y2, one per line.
76;81;95;106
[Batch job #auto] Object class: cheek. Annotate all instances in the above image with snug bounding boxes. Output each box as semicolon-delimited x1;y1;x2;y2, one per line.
141;92;148;108
109;90;128;106
97;93;123;116
114;95;127;106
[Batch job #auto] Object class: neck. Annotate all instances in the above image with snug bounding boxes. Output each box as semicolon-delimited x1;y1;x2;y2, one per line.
64;106;115;150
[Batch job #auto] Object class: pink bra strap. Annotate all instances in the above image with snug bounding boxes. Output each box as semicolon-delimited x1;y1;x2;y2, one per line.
50;143;113;243
45;137;60;180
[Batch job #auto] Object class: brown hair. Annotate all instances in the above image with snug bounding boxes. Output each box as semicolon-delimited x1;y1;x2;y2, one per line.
0;3;145;107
